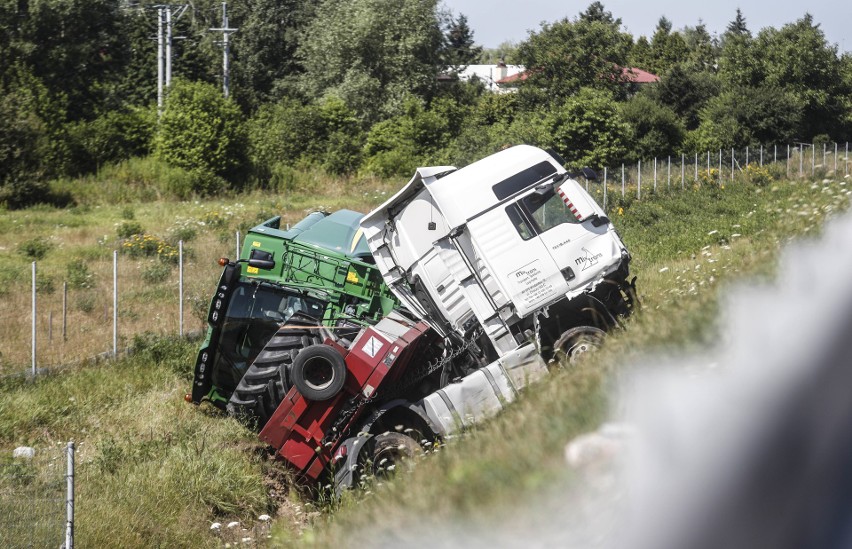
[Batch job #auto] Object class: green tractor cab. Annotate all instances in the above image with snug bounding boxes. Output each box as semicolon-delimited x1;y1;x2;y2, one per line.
190;210;398;425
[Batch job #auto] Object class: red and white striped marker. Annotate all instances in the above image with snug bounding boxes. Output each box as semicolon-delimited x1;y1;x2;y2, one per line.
558;186;584;221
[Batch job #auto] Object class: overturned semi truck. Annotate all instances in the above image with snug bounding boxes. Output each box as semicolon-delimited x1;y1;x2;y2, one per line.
254;145;637;491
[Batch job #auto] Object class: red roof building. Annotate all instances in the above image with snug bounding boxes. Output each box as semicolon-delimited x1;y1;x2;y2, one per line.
496;66;659;86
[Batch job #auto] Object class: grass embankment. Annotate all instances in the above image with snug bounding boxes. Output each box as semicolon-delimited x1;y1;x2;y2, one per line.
298;175;851;546
0;163;848;547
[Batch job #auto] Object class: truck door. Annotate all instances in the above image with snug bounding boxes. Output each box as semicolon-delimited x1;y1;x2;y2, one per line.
518;180;621;291
467;202;569;318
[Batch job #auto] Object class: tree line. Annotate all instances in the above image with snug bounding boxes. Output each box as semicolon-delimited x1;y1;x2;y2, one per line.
2;0;851;208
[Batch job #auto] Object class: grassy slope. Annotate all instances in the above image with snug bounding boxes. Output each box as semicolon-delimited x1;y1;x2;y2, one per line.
0;166;848;547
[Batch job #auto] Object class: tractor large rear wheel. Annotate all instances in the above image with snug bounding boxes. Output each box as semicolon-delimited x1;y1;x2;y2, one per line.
227;314;321;427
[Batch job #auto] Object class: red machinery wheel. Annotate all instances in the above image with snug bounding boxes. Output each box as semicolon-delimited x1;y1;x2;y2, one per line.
290;344;347;401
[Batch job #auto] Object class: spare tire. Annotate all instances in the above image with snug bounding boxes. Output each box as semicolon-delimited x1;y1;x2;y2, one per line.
291;344;347;401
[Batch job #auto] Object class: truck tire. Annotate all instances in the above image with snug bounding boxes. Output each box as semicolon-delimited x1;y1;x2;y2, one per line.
363;432;422;477
554;326;606;365
290;344;347;401
228;315;321;427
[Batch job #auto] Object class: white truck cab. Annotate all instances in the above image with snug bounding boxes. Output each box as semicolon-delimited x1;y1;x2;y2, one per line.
361;145;636;360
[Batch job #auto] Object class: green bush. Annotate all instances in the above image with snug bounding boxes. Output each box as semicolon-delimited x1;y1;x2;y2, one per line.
18;238;53;260
362;97;458;177
66;259;96;289
162;169;229;200
116;221;144;239
142;261;173;284
542;88;630;168
65;107;156;175
247;96;363;179
35;272;54;294
154;80;247;184
121;234;179;264
167;220;198;243
0;178;73;210
75;292;96;314
620;94;686;161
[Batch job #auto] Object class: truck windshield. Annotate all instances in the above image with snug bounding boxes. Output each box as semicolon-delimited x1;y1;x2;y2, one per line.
211;281;325;395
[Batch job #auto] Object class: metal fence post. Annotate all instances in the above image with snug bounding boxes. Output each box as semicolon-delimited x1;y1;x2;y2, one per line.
621;163;625;197
113;250;117;358
800;145;803;177
66;441;75;549
834;142;838;174
667;156;671;188
812;143;815;176
732;148;735;181
719;150;722;184
774;144;777;164
32;261;37;378
760;145;763;166
63;282;67;342
656;157;661;192
823;142;826;168
694;153;698;181
637;160;641;200
603;167;607;210
236;230;241;258
179;240;184;338
787;144;790;178
746;146;749;166
681;154;685;189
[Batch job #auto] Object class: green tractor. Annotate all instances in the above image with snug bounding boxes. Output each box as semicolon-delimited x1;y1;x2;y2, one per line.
189;210;398;426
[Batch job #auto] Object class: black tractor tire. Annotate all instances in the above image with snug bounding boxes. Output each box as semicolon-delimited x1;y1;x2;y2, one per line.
290;344;347;401
228;314;321;427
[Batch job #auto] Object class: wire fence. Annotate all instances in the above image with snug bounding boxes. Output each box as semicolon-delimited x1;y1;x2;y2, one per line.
588;142;850;209
0;442;74;549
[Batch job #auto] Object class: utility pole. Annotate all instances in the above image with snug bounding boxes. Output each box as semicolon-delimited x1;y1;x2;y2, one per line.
157;6;164;114
210;2;238;98
152;5;188;115
165;7;172;87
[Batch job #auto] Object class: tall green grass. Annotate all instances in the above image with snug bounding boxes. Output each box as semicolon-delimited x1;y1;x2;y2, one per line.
0;336;272;548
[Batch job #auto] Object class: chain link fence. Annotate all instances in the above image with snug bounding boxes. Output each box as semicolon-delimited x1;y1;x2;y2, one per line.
0;442;74;549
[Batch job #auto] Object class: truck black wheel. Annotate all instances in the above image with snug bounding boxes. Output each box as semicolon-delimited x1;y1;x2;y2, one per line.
290;344;347;401
364;432;422;477
228;316;321;427
554;326;606;365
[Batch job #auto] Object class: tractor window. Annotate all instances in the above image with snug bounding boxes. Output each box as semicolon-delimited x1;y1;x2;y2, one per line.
520;187;580;233
211;281;325;395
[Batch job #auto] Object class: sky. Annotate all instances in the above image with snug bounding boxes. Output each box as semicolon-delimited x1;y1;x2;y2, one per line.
440;0;852;54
